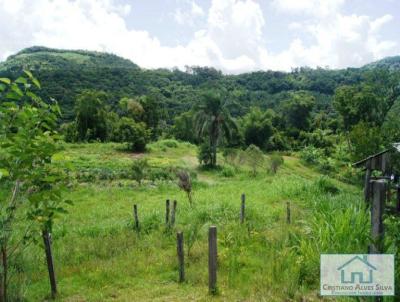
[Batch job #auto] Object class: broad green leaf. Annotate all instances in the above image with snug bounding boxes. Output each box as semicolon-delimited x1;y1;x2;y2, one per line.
0;78;10;84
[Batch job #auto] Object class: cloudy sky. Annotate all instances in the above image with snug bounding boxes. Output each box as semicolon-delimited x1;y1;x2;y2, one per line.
0;0;399;73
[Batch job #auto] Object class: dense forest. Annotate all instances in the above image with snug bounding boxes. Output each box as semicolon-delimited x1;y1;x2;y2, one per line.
1;46;400;168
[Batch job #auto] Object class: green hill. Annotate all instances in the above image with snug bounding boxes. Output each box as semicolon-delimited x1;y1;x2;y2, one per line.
0;46;398;121
362;56;400;71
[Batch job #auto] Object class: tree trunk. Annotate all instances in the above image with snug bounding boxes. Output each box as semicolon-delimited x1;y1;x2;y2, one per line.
0;247;7;302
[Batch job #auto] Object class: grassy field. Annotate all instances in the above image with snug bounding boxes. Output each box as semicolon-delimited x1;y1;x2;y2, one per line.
14;140;371;301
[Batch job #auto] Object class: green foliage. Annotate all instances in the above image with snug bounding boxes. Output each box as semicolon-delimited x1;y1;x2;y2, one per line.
113;117;150;152
241;107;273;149
299;146;324;166
131;159;149;185
269;153;284;174
194;92;237;166
244;144;265;176
220;165;235;177
197;143;213;166
348;122;383;160
313;176;340;194
74;90;109;141
0;72;70;300
282;91;315;134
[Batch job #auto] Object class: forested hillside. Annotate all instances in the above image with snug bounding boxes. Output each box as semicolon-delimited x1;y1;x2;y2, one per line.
1;46;400;165
2;46;398;120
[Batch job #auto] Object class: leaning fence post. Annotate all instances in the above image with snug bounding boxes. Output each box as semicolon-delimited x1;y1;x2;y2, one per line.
286;201;291;224
171;200;177;226
396;185;400;213
176;231;185;282
370;180;386;254
165;199;170;225
42;230;57;299
208;226;217;294
133;204;140;231
240;193;245;224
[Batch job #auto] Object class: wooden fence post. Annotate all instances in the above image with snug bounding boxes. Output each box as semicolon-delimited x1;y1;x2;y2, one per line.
171;200;177;226
364;160;372;203
165;199;170;225
176;232;185;282
133;204;140;231
286;202;291;224
42;230;57;299
208;226;217;294
396;185;400;213
240;193;245;224
370;180;386;254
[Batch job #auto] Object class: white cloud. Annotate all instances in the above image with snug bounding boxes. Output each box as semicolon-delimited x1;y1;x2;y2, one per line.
268;0;398;69
173;0;204;26
271;0;345;17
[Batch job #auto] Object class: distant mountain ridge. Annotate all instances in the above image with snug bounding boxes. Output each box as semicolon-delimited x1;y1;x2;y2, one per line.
0;46;399;122
362;56;400;71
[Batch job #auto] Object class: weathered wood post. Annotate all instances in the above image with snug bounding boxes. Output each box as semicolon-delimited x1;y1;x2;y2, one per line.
286;201;291;224
208;226;217;294
133;204;140;231
370;180;386;254
165;199;170;225
364;160;372;203
240;193;245;224
171;200;177;226
42;230;57;299
176;231;185;282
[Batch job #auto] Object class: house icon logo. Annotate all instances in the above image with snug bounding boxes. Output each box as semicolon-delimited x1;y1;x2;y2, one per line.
337;255;377;284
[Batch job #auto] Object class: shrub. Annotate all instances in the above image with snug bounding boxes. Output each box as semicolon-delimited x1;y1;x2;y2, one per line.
198;143;212;166
113;117;151;152
131;158;149;185
220;165;235;177
314;176;340;194
269;153;284;174
244;144;264;176
299;146;324;165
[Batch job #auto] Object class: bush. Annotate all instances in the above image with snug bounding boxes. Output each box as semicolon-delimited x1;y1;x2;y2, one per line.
131;158;149;185
60;122;78;142
113;117;151;152
198;143;212;166
220;165;235;177
162;139;179;148
269;153;284;174
299;146;324;165
314;176;340;194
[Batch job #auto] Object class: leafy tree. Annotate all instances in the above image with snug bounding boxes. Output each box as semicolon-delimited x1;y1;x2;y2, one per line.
118;97;144;120
333;84;384;131
173;111;196;143
113;118;150;152
282;91;315;135
349;122;383;160
0;72;70;301
241;107;273;149
74;90;109;141
194;92;237;167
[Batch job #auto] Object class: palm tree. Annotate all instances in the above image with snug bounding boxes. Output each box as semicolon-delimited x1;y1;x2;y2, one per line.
194;92;237;167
